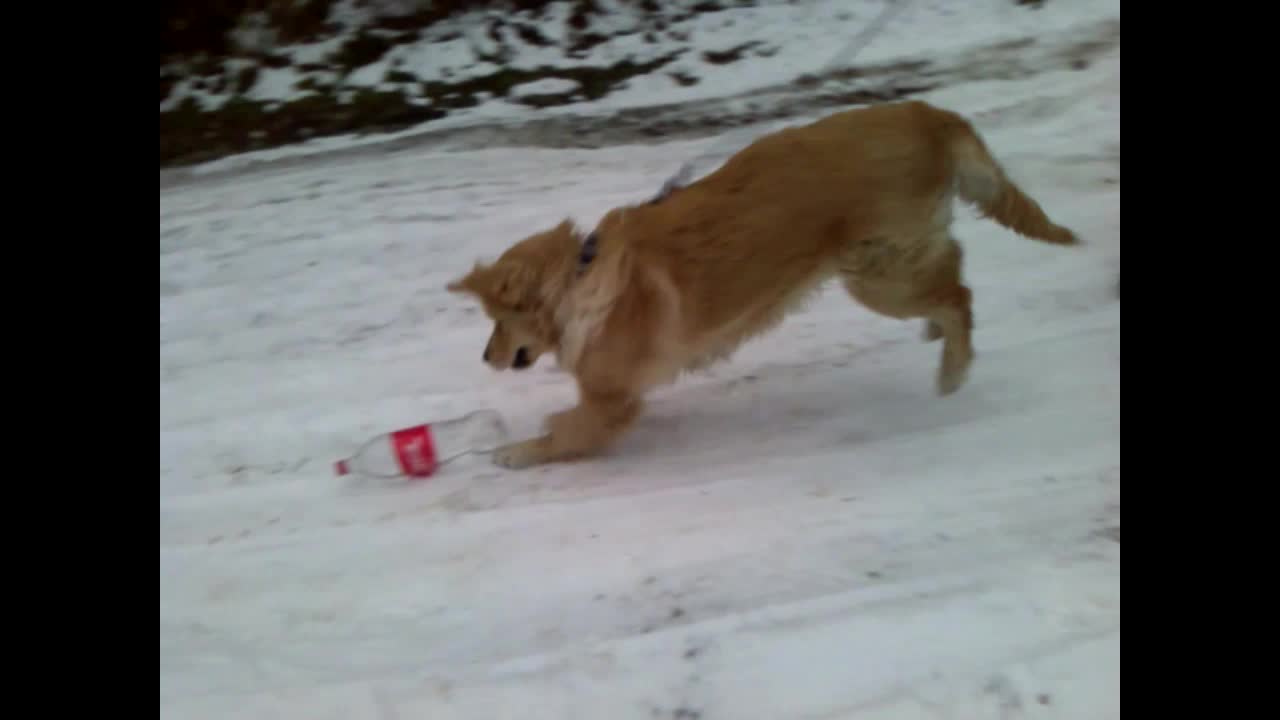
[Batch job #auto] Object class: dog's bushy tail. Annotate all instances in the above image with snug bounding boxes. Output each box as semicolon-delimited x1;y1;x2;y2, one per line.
942;112;1079;246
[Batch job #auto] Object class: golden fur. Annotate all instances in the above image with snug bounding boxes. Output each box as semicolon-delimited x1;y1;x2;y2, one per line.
447;100;1078;469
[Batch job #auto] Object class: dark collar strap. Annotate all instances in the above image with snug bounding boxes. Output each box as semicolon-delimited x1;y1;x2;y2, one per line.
578;173;682;277
578;231;598;275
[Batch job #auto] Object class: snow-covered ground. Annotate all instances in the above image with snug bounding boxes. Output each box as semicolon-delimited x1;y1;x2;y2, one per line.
162;0;1119;175
167;0;1114;115
160;6;1120;719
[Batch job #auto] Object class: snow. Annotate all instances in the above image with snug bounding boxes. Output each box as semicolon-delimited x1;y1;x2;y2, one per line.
388;33;486;82
246;65;303;102
510;77;580;97
161;0;1117;120
171;6;1119;178
160;4;1120;718
346;57;394;88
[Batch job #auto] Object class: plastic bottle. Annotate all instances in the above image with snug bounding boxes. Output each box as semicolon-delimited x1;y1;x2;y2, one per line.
333;409;510;480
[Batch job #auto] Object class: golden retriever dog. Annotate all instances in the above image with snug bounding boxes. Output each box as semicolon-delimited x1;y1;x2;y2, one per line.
447;100;1078;469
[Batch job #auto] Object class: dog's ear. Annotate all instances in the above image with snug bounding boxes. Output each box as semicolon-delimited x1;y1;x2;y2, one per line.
446;262;486;296
447;260;535;311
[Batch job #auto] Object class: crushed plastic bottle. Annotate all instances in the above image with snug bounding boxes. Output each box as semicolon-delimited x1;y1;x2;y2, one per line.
333;409;510;480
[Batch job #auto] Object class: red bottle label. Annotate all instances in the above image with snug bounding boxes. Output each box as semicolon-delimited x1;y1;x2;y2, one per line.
391;425;438;477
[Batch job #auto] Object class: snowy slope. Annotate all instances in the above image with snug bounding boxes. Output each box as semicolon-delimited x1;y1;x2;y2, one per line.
165;0;1117;115
159;12;1120;720
162;0;1119;176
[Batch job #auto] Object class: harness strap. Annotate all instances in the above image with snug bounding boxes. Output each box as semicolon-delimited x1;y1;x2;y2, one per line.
577;231;598;275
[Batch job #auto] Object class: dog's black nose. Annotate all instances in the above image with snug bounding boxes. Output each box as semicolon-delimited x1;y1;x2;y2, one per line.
483;347;490;362
513;347;530;369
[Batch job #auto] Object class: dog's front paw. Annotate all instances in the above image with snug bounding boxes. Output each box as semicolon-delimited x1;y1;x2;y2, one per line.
491;439;546;470
936;353;973;396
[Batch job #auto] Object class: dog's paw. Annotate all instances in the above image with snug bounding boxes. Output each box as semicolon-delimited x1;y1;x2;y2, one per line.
937;373;964;396
936;361;971;396
491;440;545;470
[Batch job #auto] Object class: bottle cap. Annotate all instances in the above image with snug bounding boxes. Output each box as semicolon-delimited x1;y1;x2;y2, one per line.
334;459;349;476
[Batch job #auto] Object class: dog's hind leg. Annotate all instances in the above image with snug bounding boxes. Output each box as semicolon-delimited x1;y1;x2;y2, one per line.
923;281;974;395
492;386;643;469
840;235;974;395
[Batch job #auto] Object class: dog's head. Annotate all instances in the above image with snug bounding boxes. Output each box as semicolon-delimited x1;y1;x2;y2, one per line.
447;219;580;371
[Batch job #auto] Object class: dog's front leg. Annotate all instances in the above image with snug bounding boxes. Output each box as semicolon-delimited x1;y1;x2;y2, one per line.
492;388;642;469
